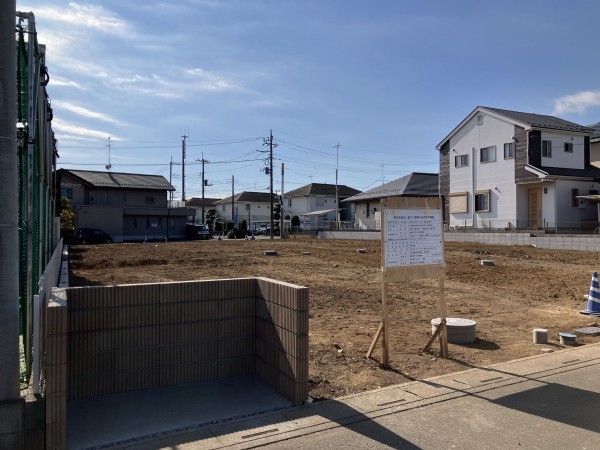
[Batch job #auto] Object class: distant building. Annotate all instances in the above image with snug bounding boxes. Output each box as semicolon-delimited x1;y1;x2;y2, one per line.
284;183;360;228
342;172;438;229
58;169;194;242
186;197;220;223
590;122;600;169
214;191;279;229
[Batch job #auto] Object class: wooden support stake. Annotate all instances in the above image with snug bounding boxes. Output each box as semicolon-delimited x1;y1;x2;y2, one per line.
422;319;445;353
366;321;384;359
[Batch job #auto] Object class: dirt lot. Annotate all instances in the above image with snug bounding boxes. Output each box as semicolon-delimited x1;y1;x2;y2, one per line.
69;237;600;400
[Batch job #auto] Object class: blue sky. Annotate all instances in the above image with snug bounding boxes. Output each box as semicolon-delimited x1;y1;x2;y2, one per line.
17;0;600;198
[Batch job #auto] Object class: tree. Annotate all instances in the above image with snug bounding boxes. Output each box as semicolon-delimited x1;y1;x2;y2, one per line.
291;215;300;228
272;203;281;221
59;197;75;243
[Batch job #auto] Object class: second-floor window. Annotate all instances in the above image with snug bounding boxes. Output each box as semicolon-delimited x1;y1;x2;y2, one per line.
60;188;73;199
454;154;468;167
480;146;496;163
542;140;552;157
145;196;154;204
564;142;573;153
504;142;514;159
89;192;95;203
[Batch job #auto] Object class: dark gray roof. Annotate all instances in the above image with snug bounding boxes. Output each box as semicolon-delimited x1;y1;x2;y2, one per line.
285;183;360;198
342;173;439;203
186;197;220;207
216;191;278;204
59;169;174;190
535;165;600;179
588;122;600;141
484;107;593;133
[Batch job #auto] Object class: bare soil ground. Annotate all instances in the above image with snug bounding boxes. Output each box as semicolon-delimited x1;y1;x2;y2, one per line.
68;237;600;400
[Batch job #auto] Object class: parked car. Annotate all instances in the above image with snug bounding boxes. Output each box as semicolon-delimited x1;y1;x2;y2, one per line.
255;225;270;235
186;224;211;240
76;228;113;244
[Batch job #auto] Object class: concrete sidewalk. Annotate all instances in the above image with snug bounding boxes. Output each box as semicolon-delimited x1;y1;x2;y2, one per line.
123;342;600;449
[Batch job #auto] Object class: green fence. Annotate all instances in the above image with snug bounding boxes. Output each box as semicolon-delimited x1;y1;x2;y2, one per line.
16;19;58;388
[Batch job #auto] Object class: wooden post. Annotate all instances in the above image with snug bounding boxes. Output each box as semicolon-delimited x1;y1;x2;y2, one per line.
439;270;448;358
381;282;390;368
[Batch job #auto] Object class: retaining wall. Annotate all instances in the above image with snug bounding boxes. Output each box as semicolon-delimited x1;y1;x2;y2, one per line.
319;230;600;251
44;278;308;449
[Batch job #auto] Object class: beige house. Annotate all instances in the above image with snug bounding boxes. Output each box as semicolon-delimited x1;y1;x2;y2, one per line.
58;169;194;242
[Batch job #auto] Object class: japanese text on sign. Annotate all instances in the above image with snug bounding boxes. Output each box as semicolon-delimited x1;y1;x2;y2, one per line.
383;209;443;267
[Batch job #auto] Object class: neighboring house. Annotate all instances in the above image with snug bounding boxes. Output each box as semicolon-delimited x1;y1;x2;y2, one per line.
186;197;220;224
342;172;439;229
437;106;599;230
589;122;600;168
58;169;194;242
214;191;279;229
284;183;360;228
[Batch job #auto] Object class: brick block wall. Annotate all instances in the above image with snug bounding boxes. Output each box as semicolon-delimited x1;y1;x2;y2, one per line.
44;277;308;445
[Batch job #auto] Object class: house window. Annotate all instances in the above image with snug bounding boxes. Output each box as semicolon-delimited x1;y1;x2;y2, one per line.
542;140;552;157
572;189;579;207
454;154;468;167
504;142;514;159
145;196;154;204
60;188;73;199
474;190;490;212
245;203;251;211
288;198;291;207
480;146;496;163
222;204;225;212
146;217;151;229
121;193;127;202
89;192;95;203
564;142;573;153
449;192;468;214
589;189;598;196
316;197;324;207
366;202;371;218
133;217;137;229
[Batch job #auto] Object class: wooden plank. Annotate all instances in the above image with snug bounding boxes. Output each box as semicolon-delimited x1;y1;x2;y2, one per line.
382;264;443;283
366;321;384;358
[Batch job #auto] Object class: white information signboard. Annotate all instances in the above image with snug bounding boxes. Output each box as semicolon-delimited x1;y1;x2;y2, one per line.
383;209;444;268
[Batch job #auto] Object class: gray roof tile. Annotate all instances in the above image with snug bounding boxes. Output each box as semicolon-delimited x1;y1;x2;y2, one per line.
484;107;593;133
60;169;174;190
284;183;360;197
342;172;438;202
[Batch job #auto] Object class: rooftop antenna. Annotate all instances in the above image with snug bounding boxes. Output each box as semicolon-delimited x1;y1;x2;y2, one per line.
105;136;112;170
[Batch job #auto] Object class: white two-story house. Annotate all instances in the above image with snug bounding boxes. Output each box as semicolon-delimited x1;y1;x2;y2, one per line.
437;106;599;230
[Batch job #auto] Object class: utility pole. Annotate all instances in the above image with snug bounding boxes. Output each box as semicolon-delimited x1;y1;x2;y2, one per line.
231;175;235;226
199;153;209;224
1;0;21;408
335;142;340;229
269;130;274;239
105;136;112;170
280;163;284;238
181;134;187;203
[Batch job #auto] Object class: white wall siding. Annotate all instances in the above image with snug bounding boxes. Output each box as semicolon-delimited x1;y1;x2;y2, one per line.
540;131;585;170
554;179;598;226
541;183;556;228
448;112;517;227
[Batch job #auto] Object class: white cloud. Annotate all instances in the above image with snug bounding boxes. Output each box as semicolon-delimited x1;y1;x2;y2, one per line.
52;118;120;141
32;2;128;36
553;90;600;115
50;77;84;89
53;100;121;124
